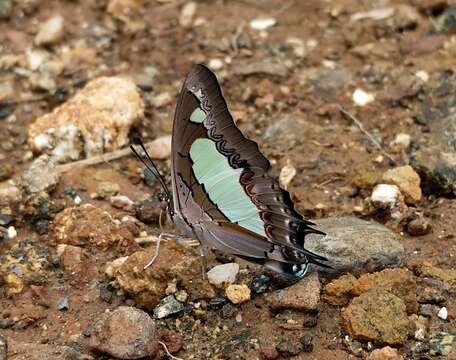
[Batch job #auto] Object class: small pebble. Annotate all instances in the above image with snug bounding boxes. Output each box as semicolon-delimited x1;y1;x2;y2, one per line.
352;88;375;106
208;298;227;310
221;303;237;319
165;282;177;295
0;318;14;329
57;296;69;310
153;295;184;319
407;217;431;236
260;344;279;360
366;346;403;360
179;2;196;28
438;307;448;320
135;199;161;224
235;312;242;322
207;263;239;287
226;284;251;304
250;274;270;294
300;335;313;353
110;195;134;211
99;283;113;303
175;290;188;303
390;133;411;150
279;161;296;190
96;181;120;199
415;70;429;82
250;17;276;30
371;184;400;208
208;59;224;71
35;15;65;46
157;329;183;354
7;226;16;239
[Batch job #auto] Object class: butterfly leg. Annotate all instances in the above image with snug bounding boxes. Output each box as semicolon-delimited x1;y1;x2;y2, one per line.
143;233;194;270
143;233;163;270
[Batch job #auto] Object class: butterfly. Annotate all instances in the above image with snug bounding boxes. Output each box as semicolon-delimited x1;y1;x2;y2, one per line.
131;64;328;279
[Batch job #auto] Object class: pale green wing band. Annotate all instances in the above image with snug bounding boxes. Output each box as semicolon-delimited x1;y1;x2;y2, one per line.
190;138;266;237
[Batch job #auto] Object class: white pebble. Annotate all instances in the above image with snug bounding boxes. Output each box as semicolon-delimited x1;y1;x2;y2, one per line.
26;48;49;71
306;39;318;48
110;195;134;210
350;7;394;21
7;226;17;239
249;17;276;30
179;2;197;28
322;59;336;69
208;58;224;71
415;327;425;341
415;70;429;82
391;133;411;149
35;15;65;46
279;161;296;190
352;88;375;106
207;263;239;287
73;195;82;205
374;155;384;163
371;184;400;207
438;307;448;320
235;312;243;323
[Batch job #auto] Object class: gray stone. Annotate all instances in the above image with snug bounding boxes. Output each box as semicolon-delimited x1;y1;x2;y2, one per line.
264;115;309;150
90;306;157;359
35;15;65;46
411;73;456;197
306;216;405;275
250;274;270;294
57;296;69;311
420;304;440;317
153;295;184;319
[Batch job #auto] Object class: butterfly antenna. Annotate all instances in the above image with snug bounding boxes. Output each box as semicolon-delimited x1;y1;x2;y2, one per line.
130;137;172;199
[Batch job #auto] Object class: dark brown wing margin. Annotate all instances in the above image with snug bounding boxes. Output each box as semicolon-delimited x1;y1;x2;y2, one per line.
184;64;270;170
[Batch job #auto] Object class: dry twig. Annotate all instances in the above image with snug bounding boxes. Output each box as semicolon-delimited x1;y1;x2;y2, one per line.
159;341;184;360
56;140;167;173
338;106;397;165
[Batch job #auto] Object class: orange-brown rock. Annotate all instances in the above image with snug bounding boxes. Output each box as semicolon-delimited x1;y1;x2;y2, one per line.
323;273;357;306
50;204;138;252
110;240;215;309
342;289;412;345
28;77;144;163
353;268;418;314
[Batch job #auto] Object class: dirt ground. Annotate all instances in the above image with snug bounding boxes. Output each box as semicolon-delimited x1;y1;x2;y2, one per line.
1;0;456;359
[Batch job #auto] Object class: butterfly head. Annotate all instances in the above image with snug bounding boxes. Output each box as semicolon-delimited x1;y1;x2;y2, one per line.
157;191;173;216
